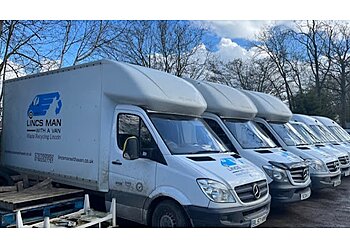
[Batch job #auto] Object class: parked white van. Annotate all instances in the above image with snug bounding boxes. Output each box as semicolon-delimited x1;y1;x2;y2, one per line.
186;79;311;203
0;60;270;227
242;91;342;189
292;114;350;176
313;116;350;147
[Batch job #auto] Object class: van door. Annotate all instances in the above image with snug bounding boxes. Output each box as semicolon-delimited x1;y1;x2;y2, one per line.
108;111;163;224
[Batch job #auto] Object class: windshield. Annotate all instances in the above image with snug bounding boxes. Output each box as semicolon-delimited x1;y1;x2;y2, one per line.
309;125;339;143
328;126;350;142
291;123;322;144
223;119;276;149
270;122;308;146
150;114;227;155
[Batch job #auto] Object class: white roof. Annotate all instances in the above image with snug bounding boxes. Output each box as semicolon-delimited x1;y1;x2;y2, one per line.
7;60;207;116
103;61;207;116
242;90;292;122
312;116;339;127
185;78;257;120
292;114;322;126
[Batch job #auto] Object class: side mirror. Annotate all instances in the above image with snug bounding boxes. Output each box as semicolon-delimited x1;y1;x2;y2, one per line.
123;136;139;160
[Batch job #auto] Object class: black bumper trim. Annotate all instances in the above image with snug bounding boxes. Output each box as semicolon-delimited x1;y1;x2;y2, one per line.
269;182;311;203
310;173;342;189
184;195;271;228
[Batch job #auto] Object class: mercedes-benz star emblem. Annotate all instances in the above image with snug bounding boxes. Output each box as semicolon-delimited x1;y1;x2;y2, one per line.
303;168;309;179
252;183;261;199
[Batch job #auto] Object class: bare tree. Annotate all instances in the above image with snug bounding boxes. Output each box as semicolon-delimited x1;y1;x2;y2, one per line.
293;21;333;100
255;25;297;109
205;57;283;97
104;20;209;78
48;20;126;68
0;21;49;101
103;21;155;67
324;22;350;126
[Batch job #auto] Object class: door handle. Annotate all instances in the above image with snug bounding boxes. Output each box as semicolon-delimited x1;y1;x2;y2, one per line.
112;160;122;165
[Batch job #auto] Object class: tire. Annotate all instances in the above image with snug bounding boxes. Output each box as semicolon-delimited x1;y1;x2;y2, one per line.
151;200;190;228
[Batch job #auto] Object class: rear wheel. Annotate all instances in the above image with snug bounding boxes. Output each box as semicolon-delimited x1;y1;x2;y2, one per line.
151;200;190;228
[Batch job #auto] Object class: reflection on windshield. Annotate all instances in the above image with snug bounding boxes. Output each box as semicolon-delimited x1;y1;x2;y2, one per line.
328;126;350;142
270;122;308;146
150;114;227;155
224;119;276;149
291;123;322;145
310;125;338;143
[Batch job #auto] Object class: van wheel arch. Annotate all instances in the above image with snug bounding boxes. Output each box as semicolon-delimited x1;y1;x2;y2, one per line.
147;196;192;227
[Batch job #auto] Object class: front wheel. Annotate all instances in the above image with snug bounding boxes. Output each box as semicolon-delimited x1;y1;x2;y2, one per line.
151;200;190;228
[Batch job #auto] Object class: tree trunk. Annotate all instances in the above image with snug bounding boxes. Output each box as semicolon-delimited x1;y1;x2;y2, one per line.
340;65;347;127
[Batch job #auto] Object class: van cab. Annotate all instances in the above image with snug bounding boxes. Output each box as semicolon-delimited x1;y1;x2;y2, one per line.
242;91;342;190
290;120;350;177
313;116;350;148
186;79;311;203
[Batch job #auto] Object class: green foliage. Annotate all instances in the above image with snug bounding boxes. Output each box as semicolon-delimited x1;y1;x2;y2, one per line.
292;87;337;119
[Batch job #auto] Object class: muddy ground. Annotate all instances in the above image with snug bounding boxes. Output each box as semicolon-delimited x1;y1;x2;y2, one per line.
116;176;350;228
262;175;350;228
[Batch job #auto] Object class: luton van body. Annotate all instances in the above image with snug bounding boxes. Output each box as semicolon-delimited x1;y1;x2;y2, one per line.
291;115;350;177
186;79;312;203
242;91;342;190
0;60;270;227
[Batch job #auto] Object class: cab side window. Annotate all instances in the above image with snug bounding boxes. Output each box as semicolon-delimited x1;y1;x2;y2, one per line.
117;113;166;165
204;118;237;153
117;114;140;150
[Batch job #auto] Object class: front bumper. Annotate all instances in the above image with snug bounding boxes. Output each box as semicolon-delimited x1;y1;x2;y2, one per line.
184;195;271;228
340;165;350;177
269;180;311;203
311;171;342;189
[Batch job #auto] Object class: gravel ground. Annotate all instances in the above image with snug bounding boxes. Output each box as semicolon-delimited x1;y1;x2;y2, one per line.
116;177;350;228
262;176;350;228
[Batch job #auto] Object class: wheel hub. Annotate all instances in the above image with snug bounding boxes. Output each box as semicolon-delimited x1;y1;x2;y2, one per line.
159;213;176;227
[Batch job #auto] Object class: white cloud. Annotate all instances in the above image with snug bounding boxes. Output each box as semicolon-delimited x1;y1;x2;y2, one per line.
0;60;26;80
213;38;260;62
198;20;294;40
214;38;247;61
40;59;60;72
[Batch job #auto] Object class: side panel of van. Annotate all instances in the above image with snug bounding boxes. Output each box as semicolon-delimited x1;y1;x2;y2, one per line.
1;65;104;191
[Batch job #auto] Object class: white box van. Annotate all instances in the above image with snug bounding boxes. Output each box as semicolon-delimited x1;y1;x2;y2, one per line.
313;116;350;147
0;60;270;227
242;91;342;189
186;79;311;203
292;115;350;176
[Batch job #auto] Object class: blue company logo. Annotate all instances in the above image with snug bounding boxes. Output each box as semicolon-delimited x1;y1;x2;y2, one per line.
281;152;290;157
220;158;237;167
27;92;62;119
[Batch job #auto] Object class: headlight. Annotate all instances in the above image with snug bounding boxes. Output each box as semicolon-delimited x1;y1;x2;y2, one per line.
263;164;288;182
305;159;327;172
197;179;236;203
